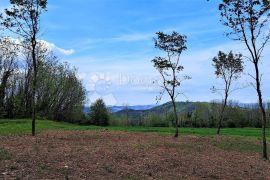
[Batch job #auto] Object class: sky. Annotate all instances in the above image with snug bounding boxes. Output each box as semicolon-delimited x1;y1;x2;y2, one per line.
1;0;270;106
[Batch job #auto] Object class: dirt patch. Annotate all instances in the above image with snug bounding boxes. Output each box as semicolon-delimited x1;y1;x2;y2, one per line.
0;130;269;179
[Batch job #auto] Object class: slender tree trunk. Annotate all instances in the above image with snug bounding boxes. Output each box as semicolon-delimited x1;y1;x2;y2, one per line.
217;93;228;135
126;109;129;126
254;62;268;160
172;101;179;137
31;39;37;136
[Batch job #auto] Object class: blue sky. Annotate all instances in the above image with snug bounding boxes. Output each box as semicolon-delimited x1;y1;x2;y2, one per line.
1;0;270;105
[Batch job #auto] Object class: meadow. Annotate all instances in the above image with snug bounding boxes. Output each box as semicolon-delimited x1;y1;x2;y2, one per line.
0;119;269;138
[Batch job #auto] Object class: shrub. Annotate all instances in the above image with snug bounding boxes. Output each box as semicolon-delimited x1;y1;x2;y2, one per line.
89;99;109;126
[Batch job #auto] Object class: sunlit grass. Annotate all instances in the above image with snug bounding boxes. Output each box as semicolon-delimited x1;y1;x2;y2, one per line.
0;119;269;139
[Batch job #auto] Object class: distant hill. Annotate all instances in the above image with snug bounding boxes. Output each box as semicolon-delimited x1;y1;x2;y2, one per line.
109;105;157;113
84;101;262;116
112;101;261;122
83;104;157;114
113;101;207;120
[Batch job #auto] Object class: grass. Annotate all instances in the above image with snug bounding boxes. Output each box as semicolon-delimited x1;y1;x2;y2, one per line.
213;140;262;153
212;137;270;154
0;119;269;139
0;147;11;161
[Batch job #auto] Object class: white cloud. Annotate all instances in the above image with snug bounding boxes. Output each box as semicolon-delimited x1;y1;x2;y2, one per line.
38;40;75;56
56;47;75;56
0;37;75;56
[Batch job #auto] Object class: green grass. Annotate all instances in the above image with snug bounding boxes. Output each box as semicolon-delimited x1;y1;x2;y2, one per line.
213;140;262;153
212;137;270;154
0;147;11;160
0;119;269;139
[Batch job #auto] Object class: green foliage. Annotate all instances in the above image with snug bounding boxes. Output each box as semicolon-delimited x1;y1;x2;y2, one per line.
109;114;130;126
113;101;269;128
143;114;169;127
89;99;109;126
212;51;243;79
0;41;86;122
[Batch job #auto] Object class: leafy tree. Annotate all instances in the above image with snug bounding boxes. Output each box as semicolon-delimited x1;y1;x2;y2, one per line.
90;99;109;126
1;0;47;136
212;51;243;134
218;0;270;160
152;31;190;137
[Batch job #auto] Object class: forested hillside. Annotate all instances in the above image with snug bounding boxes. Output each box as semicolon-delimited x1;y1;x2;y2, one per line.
113;101;270;128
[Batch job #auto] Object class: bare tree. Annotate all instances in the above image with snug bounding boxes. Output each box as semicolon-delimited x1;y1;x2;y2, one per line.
218;0;270;159
1;0;47;136
152;31;190;137
212;51;244;134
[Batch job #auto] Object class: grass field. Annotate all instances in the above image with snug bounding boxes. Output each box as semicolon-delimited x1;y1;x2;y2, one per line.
0;119;269;139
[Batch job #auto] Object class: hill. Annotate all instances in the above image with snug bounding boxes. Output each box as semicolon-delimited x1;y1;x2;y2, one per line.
112;101;267;128
114;101;209;119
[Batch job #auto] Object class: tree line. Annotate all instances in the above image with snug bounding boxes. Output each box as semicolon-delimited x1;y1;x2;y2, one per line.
108;101;270;128
0;38;86;122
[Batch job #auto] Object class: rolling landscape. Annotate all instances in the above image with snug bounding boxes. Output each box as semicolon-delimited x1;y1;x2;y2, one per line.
1;0;270;179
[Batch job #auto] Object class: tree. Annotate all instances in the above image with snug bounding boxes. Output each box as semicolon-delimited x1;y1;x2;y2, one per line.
212;51;243;134
0;39;86;122
89;99;109;126
0;38;19;117
218;0;270;160
152;31;190;137
1;0;47;136
123;103;129;126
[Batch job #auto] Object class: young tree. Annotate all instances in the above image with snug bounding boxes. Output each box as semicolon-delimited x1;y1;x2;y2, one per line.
152;31;190;137
218;0;270;159
1;0;47;136
89;99;109;126
212;51;243;134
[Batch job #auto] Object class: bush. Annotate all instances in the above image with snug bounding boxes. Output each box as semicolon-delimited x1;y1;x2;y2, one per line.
89;99;109;126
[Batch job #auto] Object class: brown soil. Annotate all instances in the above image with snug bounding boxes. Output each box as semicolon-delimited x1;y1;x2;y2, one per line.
0;130;269;179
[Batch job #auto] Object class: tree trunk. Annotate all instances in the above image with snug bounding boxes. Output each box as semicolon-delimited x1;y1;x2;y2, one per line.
217;93;228;135
172;101;179;137
31;40;37;136
0;71;11;106
254;62;268;160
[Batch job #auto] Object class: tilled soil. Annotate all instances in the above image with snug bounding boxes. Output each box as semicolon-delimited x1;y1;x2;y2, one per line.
0;130;269;179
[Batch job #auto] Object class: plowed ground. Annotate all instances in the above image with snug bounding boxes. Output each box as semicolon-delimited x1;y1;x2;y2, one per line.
0;130;269;179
